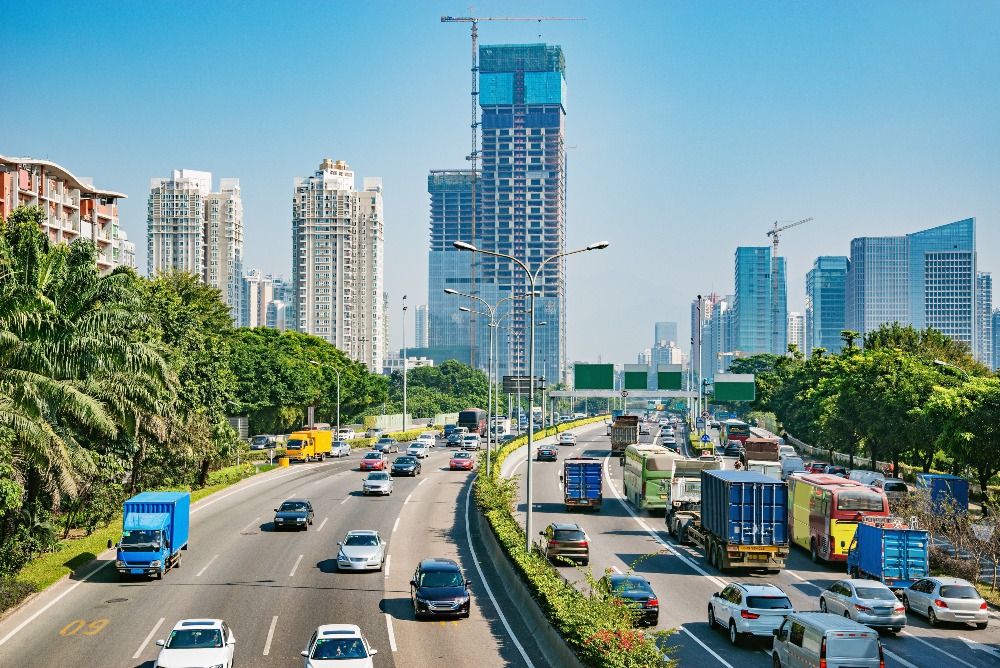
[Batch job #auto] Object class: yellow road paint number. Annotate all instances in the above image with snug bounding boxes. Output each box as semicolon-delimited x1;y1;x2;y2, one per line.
60;619;109;636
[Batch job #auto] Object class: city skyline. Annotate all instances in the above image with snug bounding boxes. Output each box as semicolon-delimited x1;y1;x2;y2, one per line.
4;2;999;364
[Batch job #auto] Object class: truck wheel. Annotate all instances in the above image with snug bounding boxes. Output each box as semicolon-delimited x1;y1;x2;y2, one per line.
820;598;827;613
773;654;782;668
810;540;819;563
175;551;182;568
707;544;716;568
716;547;727;573
155;569;162;580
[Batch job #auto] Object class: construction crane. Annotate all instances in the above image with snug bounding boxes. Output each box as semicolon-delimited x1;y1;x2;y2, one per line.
765;217;813;354
441;12;585;369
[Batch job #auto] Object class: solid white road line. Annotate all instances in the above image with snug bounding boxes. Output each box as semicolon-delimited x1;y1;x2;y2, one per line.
289;554;304;578
263;615;278;655
417;478;427;487
384;554;391;579
385;613;398;652
900;630;977;667
340;496;351;505
679;627;734;668
196;554;220;577
316;517;329;532
238;516;261;533
610;565;622;574
882;648;919;668
132;617;165;658
464;476;535;668
191;469;299;514
392;517;400;533
404;493;412;505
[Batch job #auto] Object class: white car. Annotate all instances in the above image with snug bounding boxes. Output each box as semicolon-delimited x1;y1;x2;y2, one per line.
462;434;481;451
708;582;794;645
336;530;386;572
557;432;577;445
155;619;235;668
407;443;429;458
330;440;351;457
338;428;356;440
417;432;437;447
301;624;377;667
362;472;393;496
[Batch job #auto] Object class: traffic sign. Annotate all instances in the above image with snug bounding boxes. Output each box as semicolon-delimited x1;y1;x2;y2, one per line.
701;411;710;418
700;434;711;443
621;390;628;398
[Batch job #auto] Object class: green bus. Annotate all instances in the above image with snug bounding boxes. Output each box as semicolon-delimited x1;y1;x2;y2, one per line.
622;444;683;512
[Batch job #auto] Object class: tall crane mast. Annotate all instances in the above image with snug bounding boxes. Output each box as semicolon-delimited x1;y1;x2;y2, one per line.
765;217;813;354
441;13;584;370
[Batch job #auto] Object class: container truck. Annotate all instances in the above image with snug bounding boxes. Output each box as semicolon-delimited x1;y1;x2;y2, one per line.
846;518;930;589
663;458;721;537
740;437;781;467
561;457;603;511
111;492;190;580
285;429;334;462
671;470;788;571
610;415;640;454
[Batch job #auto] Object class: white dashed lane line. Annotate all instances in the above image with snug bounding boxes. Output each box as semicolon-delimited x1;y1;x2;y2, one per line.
263;615;278;655
132;617;165;659
289;554;304;578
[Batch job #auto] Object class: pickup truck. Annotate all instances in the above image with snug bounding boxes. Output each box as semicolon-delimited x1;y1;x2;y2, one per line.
112;492;190;580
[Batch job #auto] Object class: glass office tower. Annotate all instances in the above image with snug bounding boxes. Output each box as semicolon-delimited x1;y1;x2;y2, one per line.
733;247;786;355
805;256;849;356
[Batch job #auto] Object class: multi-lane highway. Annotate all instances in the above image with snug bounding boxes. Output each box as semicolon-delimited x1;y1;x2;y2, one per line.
0;444;548;668
505;418;1000;668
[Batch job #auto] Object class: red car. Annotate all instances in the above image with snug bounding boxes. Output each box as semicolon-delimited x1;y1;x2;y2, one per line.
450;451;475;471
804;461;828;474
361;452;386;471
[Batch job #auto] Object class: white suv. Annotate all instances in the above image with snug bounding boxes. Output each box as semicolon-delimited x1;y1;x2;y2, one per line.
708;582;795;645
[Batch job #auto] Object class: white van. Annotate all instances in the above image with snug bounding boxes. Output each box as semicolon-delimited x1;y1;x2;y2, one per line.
781;456;806;481
778;445;796;460
772;612;883;668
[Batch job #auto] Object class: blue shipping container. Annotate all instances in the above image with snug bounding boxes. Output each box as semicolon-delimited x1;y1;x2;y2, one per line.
847;523;929;588
122;491;190;555
700;470;788;546
915;474;969;512
564;458;602;509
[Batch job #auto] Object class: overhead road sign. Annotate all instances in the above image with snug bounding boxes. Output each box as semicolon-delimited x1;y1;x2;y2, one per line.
713;374;756;402
623;364;648;390
550;390;698;398
573;364;614;390
657;364;683;391
503;375;546;393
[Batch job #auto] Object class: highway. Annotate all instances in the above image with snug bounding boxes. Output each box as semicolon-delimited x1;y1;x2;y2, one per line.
504;418;1000;668
0;444;549;668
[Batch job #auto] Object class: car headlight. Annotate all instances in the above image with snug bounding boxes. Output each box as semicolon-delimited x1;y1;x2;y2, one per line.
115;560;125;567
149;560;161;568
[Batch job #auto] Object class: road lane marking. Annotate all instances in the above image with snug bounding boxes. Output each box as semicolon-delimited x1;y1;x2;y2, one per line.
239;516;260;533
900;630;976;667
392;517;400;533
289;554;304;577
340;496;351;504
132;617;165;658
316;517;329;532
263;615;278;655
786;570;808;582
417;478;427;487
960;636;1000;659
404;493;412;505
464;476;535;668
679;626;734;668
384;554;391;579
610;565;622;574
882;648;919;668
191;468;300;514
196;554;219;577
385;613;398;652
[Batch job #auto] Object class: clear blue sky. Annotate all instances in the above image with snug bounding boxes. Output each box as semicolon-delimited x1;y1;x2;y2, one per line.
5;1;999;363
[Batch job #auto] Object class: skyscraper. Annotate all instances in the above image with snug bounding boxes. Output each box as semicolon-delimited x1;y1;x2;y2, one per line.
205;179;244;317
787;312;805;351
976;272;993;368
805;256;849;356
733;247;786;355
414;304;429;349
291;159;385;371
654;321;678;345
846;236;908;337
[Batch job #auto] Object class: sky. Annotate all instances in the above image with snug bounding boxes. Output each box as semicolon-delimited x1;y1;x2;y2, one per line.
4;1;999;364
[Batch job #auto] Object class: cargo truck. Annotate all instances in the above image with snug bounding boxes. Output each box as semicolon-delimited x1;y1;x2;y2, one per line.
111;492;190;580
561;457;603;511
915;473;969;512
846;518;930;589
285;429;334;462
740;437;781;466
610;415;640;454
671;470;788;571
663;458;721;537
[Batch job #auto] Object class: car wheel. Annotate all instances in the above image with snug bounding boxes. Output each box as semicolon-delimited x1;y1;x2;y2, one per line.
820;598;828;613
273;522;279;531
843;611;851;619
928;608;938;627
773;653;782;668
975;622;988;630
902;594;910;611
309;517;314;525
708;605;717;628
728;621;741;646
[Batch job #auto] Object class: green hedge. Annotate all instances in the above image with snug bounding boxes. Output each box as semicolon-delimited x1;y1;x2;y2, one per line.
476;416;673;667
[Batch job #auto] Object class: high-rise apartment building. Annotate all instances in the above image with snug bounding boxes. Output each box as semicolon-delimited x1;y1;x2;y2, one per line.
787;312;805;351
291;159;385;371
805;256;849;356
654;321;678;346
1;155;129;272
733;247;786;355
147;169;244;320
414;304;429;349
976;272;992;368
993;309;1000;371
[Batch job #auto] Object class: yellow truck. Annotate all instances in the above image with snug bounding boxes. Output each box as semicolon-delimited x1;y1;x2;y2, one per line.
285;429;333;462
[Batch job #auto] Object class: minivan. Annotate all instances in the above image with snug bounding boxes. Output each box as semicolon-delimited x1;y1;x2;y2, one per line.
781;456;806;481
772;612;883;668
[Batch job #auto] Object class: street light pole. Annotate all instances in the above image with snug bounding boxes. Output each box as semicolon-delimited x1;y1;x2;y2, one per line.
402;295;408;433
933;359;970;379
454;239;609;553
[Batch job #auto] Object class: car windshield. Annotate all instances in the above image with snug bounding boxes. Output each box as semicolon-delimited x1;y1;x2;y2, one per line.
120;530;160;548
611;577;650;593
419;570;465;588
746;596;793;609
311;638;368;660
883;481;907;492
837;490;885;512
280;502;308;512
377;438;393;444
166;628;223;649
940;585;980;599
286;439;305;449
394;457;416;465
363;453;381;460
452;453;470;459
344;534;379;547
251;436;269;445
367;473;389;481
854;587;897;601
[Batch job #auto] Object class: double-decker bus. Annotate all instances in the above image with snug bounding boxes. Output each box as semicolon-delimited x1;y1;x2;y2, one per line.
457;408;488;435
720;419;750;445
788;474;889;562
622;444;682;512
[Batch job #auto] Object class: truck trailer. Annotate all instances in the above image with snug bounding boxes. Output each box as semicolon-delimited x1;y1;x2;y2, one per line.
610;415;640;454
562;457;603;511
846;519;930;589
112;492;190;580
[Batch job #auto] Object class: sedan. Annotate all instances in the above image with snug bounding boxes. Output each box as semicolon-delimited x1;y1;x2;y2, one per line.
362;472;393;496
274;498;314;531
330;440;351;457
411;558;472;619
450;451;475;471
820;579;906;632
406;443;429;459
155;619;235;668
599;574;659;626
638;424;651;436
391;455;421;477
723;443;744;458
557;432;577;445
360;452;386;471
374;437;399;453
301;624;377;667
902;577;988;628
823;464;849;478
536;445;558;462
336;530;386;572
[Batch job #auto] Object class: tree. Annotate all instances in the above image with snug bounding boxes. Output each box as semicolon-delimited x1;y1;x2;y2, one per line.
864;323;988;375
927;378;1000;494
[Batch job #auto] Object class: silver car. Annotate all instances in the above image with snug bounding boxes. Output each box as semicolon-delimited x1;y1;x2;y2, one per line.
820;579;906;632
362;472;394;496
902;577;988;628
708;582;795;645
330;440;351;457
336;530;386;571
406;443;429;458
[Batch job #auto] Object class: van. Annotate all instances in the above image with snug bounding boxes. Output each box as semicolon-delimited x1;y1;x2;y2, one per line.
777;445;796;460
772;612;883;668
781;456;805;481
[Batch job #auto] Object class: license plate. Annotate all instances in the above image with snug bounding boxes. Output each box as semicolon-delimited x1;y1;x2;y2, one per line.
738;545;778;552
748;553;768;560
130;569;144;574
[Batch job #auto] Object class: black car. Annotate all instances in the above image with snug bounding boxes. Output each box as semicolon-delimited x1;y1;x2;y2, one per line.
391;455;421;477
599;574;659;626
536;445;558;462
273;498;314;531
723;442;744;458
443;424;457;438
410;558;471;619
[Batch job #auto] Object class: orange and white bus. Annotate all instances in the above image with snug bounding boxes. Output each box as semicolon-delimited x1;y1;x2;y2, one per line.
788;474;889;562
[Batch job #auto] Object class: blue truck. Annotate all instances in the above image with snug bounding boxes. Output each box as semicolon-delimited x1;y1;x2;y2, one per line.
846;520;929;590
678;470;789;570
562;457;603;511
915;473;969;512
111;492;190;580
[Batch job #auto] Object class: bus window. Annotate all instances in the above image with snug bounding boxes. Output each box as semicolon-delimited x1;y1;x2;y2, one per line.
836;490;885;512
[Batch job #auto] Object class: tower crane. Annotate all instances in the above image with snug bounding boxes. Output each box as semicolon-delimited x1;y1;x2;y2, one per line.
441;12;585;369
765;217;813;354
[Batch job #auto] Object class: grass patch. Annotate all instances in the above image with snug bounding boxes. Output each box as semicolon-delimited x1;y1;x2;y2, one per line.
976;581;1000;608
